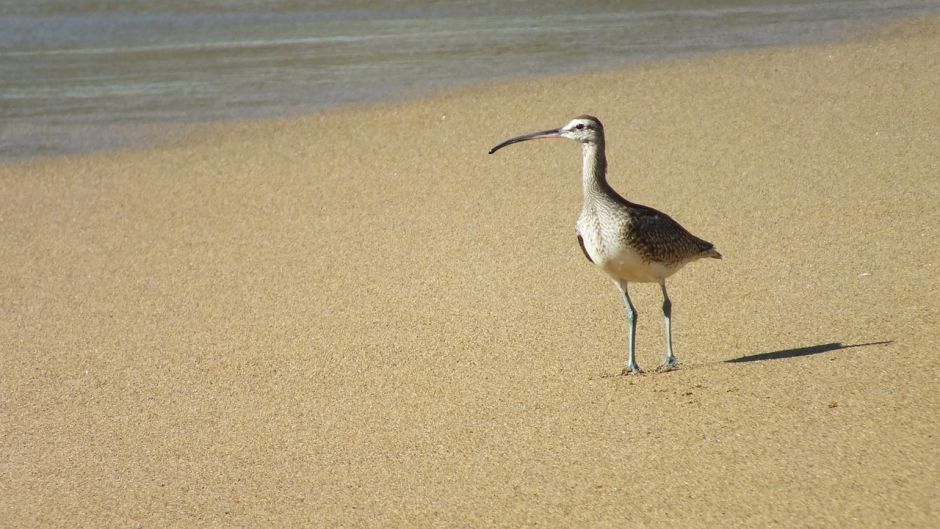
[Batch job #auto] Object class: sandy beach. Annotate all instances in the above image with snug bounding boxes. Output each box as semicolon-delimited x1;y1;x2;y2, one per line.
2;16;939;528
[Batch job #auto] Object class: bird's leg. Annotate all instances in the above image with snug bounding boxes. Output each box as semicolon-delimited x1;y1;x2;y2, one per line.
616;281;641;375
658;282;680;371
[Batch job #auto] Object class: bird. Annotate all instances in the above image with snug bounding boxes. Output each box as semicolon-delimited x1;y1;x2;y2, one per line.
489;115;721;374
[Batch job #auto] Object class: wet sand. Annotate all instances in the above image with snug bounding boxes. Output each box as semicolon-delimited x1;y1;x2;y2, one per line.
2;17;938;528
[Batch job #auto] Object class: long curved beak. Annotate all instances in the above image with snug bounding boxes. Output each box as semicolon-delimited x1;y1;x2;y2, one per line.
488;128;562;154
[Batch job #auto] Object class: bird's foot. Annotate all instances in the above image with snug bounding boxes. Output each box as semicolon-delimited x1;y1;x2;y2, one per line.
620;365;643;376
656;358;681;372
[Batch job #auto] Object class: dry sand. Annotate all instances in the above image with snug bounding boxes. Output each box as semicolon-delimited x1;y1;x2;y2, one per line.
2;16;939;529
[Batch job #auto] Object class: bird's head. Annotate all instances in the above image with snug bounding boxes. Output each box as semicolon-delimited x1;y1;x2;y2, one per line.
489;115;604;154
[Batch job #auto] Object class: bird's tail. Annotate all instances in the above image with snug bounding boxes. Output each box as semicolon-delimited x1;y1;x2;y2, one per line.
703;248;722;259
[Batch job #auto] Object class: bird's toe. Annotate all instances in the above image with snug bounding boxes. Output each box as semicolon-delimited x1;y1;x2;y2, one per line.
620;366;644;376
656;360;681;372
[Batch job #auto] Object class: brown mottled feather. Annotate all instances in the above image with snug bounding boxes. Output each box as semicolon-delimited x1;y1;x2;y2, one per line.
577;234;595;263
621;201;721;265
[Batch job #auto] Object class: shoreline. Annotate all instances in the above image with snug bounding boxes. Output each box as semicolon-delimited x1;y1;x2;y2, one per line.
2;11;936;166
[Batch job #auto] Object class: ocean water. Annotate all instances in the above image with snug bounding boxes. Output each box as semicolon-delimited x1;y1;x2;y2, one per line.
1;0;937;160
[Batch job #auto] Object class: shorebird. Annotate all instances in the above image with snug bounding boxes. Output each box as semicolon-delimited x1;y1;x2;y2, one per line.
489;115;721;374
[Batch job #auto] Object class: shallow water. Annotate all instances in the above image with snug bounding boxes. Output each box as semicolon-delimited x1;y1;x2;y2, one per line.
1;0;937;159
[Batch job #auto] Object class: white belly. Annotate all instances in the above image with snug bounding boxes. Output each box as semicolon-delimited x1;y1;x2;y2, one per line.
599;245;680;283
577;217;682;284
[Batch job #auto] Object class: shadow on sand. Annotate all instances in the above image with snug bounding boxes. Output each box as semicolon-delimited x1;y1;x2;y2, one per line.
726;341;893;364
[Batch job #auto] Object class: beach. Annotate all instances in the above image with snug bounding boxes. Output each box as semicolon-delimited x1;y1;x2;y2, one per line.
2;15;939;528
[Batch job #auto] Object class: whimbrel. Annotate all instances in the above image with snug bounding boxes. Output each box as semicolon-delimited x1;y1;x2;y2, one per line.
489;115;721;374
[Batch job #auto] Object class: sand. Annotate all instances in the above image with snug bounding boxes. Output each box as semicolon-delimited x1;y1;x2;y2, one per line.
2;16;939;529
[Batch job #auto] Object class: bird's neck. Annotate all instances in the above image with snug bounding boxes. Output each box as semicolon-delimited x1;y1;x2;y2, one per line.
581;141;613;200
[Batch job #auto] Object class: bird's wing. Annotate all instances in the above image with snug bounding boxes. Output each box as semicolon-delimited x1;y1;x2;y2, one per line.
576;234;595;263
623;204;716;264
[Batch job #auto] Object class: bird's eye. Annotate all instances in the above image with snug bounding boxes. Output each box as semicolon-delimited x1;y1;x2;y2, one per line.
575;123;585;130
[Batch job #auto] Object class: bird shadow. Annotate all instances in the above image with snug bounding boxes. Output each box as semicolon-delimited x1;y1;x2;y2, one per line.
725;340;893;364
